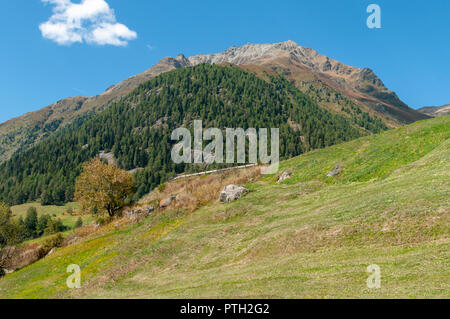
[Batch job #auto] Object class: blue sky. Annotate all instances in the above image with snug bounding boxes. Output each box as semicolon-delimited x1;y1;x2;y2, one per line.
0;0;449;123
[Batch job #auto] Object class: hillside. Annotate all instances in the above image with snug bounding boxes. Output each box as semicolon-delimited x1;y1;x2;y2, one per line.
0;41;427;163
0;116;448;299
0;56;185;163
418;104;450;117
0;64;382;206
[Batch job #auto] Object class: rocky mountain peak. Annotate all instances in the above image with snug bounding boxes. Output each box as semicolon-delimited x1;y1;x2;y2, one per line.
0;40;429;164
184;41;369;84
104;40;427;126
187;40;307;66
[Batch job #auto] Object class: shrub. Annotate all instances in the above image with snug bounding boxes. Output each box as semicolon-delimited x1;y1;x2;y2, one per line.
0;202;26;247
74;217;83;229
37;214;51;236
95;216;112;226
38;233;65;258
43;218;67;237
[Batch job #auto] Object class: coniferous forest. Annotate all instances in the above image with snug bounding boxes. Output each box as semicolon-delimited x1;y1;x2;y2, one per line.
0;64;386;206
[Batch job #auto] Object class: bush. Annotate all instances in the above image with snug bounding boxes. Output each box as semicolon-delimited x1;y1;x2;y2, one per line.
74;217;83;229
95;216;112;226
0;246;15;276
43;218;67;237
1;202;26;247
37;214;51;237
38;233;65;258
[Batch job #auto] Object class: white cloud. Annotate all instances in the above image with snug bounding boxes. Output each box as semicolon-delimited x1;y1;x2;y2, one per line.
39;0;137;46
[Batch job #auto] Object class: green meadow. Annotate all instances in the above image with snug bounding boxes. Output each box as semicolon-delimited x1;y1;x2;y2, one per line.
0;116;448;299
10;202;93;229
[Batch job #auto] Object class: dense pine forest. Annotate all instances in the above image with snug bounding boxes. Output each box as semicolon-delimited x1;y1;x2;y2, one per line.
0;64;386;206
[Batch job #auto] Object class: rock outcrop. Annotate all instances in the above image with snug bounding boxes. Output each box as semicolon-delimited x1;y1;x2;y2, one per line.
417;104;450;117
125;205;155;217
219;185;249;203
160;195;177;208
327;166;342;177
277;171;292;183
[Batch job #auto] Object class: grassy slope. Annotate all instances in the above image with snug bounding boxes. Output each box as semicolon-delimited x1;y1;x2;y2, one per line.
0;116;448;299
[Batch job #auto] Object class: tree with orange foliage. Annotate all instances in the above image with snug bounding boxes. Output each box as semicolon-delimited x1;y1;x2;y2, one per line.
74;158;135;217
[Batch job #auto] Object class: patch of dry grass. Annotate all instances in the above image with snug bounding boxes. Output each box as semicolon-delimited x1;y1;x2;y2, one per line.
140;166;261;212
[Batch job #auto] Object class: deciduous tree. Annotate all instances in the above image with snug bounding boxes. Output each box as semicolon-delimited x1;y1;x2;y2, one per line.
74;158;135;217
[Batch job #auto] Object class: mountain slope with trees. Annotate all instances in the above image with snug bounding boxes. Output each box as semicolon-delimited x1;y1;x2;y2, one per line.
0;41;426;164
0;64;383;206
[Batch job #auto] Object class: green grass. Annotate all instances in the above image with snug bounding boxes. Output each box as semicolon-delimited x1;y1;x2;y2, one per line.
11;202;93;229
0;116;449;299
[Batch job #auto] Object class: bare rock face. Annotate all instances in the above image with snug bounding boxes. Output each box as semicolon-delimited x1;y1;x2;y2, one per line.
187;41;373;90
327;166;342;177
125;205;154;218
418;104;450;117
277;171;292;183
219;185;249;203
188;40;314;66
145;206;155;216
160;195;177;208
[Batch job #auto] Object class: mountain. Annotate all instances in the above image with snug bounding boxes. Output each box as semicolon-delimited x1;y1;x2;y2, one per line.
0;64;375;206
0;56;186;162
1;115;448;298
0;41;429;163
94;40;430;127
417;104;450;117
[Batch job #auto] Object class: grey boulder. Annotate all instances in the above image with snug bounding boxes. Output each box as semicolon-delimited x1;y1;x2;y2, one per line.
327;166;341;177
219;185;249;203
277;171;292;183
160;195;177;208
145;206;155;216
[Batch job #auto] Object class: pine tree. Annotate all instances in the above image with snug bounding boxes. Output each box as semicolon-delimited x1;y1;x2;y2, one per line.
24;207;38;239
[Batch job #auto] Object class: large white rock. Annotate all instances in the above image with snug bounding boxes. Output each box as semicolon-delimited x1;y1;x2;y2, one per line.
219;185;249;203
277;171;292;183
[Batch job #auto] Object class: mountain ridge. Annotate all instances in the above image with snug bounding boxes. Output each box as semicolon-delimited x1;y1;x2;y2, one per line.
418;104;450;117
